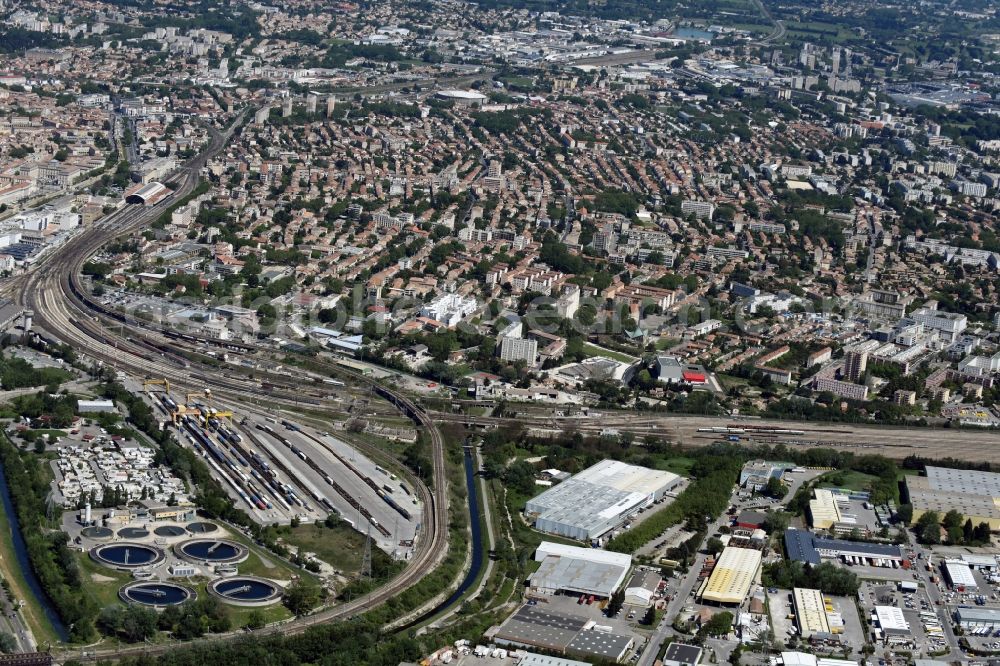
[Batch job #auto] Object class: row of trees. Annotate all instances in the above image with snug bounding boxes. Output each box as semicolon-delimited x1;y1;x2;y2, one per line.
605;448;743;553
763;560;860;596
0;433;98;641
913;509;991;546
5;391;78;428
65;618;424;666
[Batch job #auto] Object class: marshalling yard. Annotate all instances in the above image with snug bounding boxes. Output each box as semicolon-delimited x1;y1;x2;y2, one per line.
123;376;421;558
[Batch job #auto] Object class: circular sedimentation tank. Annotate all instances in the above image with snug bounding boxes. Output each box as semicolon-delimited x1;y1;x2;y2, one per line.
153;525;187;538
186;522;218;534
117;527;149;539
81;526;113;539
90;543;165;570
175;539;248;565
119;582;193;607
209;577;281;606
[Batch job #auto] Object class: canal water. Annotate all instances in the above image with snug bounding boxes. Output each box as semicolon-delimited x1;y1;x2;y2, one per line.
0;459;69;641
400;445;484;629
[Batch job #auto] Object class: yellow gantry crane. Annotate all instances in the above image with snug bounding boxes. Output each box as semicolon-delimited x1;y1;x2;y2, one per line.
172;405;202;425
184;389;235;426
186;389;213;405
143;378;171;394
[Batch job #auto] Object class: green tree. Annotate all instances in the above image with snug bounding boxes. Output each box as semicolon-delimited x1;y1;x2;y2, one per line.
763;511;791;534
942;509;964;531
915;510;941;544
700;611;733;637
244;610;266;630
705;537;725;556
765;476;788;499
605;589;625;617
282;580;323;615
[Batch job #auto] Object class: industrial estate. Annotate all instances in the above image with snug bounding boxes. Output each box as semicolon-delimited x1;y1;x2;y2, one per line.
1;0;1000;665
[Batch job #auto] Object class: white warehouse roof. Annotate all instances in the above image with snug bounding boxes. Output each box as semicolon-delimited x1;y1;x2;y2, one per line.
780;653;857;666
534;541;632;568
525;460;681;540
943;560;978;588
874;605;909;633
437;89;488;100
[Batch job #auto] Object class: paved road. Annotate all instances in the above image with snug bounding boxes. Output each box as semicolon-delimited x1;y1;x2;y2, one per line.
907;546;964;660
638;489;747;666
0;585;33;653
752;0;786;45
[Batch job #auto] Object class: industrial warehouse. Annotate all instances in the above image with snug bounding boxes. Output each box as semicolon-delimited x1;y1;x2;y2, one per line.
792;588;835;639
524;460;682;541
698;546;762;605
492;606;635;662
783;529;903;566
905;466;1000;530
528;542;632;600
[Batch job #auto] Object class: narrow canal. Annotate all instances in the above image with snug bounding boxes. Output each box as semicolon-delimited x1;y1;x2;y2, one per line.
399;444;484;630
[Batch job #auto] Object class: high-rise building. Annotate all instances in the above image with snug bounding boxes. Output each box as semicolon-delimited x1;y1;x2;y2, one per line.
500;336;538;364
844;350;868;382
306;94;317;114
592;224;618;255
326;96;337;117
282;97;292;118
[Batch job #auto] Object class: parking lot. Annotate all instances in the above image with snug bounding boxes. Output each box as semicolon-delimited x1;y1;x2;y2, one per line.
539;591;649;636
859;580;949;656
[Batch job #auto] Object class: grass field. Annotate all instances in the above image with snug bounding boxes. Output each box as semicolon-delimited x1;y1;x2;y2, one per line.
281;521;369;575
221;530;315;584
785;21;854;43
657;456;697;477
655;337;681;351
581;343;637;363
816;470;876;492
76;552;132;608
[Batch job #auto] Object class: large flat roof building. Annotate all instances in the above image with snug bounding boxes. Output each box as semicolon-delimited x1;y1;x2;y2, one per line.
793;588;832;638
494;606;634;662
809;489;843;530
529;542;631;599
906;466;1000;530
699;547;762;605
955;606;1000;629
942;560;978;589
785;529;903;567
494;607;583;653
873;605;909;635
778;653;856;666
518;654;591;666
525;460;681;541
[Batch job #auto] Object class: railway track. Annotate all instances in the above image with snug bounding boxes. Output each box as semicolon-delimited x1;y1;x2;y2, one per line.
431;411;1000;462
0;113;452;661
